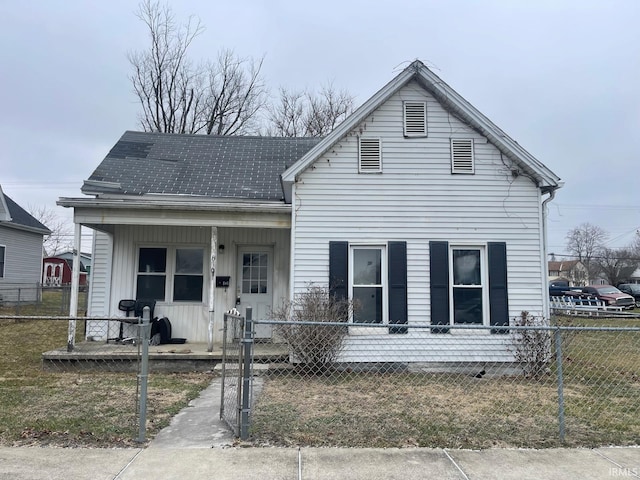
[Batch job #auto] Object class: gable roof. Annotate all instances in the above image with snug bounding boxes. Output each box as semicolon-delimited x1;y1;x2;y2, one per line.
281;60;562;202
0;185;50;235
81;131;322;202
548;260;583;273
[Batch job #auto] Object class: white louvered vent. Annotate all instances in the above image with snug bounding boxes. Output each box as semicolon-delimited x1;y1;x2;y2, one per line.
403;101;427;137
451;139;474;174
358;137;382;173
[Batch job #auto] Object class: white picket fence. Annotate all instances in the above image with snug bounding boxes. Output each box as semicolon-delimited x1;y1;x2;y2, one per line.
550;295;624;316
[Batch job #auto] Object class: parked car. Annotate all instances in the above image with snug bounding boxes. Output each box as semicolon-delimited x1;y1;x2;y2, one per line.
549;280;583;297
580;285;635;310
617;284;640;308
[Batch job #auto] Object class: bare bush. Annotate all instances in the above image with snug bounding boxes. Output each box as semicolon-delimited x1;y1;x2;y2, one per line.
270;285;352;374
510;311;552;380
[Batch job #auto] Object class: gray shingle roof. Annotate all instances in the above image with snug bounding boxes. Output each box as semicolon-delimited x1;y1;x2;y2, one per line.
83;131;322;201
2;194;50;233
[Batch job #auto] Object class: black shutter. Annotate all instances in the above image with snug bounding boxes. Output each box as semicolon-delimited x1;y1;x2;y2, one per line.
429;241;450;333
388;241;408;334
329;241;348;302
488;242;509;334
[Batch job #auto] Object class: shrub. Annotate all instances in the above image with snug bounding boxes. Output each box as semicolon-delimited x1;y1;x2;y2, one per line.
510;311;552;380
270;285;352;374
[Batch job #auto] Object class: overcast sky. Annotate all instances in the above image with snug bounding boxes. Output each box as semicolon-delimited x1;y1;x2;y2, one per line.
1;0;639;254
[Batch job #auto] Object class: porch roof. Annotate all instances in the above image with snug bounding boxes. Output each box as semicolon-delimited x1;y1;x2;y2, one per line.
56;197;293;230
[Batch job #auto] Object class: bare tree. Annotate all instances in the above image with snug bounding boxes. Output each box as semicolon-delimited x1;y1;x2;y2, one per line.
128;0;204;133
201;49;268;135
630;231;640;260
128;1;267;135
594;248;637;285
266;83;354;137
28;205;73;256
565;223;608;281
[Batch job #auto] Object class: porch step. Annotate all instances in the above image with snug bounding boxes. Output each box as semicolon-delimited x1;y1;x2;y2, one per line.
41;342;289;373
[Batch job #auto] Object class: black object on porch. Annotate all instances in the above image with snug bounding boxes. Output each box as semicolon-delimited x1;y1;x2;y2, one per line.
107;299;137;343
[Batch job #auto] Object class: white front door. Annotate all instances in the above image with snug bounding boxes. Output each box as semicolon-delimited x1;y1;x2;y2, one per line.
237;246;273;339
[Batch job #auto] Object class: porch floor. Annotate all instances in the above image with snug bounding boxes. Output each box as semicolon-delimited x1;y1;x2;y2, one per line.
42;341;289;372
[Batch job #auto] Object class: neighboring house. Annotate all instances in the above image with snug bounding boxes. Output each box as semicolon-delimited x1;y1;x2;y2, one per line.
0;185;51;302
42;253;89;287
548;260;588;286
628;268;640;284
58;60;562;362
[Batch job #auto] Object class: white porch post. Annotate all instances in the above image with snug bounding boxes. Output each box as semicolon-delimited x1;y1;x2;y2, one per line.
67;223;82;352
207;227;218;352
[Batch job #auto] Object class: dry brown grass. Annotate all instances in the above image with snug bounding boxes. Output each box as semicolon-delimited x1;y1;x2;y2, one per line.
0;317;213;447
251;316;640;449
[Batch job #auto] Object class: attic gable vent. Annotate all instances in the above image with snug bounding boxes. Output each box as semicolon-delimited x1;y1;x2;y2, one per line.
358;137;382;173
451;139;474;174
403;101;427;137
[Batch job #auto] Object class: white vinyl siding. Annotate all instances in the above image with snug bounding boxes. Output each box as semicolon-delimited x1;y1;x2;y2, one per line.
0;226;45;301
292;79;545;337
451;139;475;173
358;137;382;172
403;101;427;137
96;225;290;343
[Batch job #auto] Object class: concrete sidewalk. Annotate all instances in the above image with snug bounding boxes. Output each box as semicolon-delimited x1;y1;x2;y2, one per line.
1;445;639;479
1;377;638;479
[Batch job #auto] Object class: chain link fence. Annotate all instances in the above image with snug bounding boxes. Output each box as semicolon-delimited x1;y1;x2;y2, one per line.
246;316;640;449
0;283;88;317
0;315;149;446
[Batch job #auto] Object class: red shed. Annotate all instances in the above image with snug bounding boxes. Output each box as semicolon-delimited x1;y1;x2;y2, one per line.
42;257;87;286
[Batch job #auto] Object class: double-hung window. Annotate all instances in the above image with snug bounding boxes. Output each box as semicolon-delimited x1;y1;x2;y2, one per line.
136;247;204;302
173;248;205;301
451;247;485;325
350;246;386;325
430;241;509;332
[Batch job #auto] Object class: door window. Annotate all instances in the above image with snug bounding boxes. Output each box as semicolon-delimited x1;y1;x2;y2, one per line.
242;253;268;294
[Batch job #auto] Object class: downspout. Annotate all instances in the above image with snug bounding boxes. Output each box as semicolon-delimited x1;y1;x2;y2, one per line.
288;182;297;302
541;188;557;321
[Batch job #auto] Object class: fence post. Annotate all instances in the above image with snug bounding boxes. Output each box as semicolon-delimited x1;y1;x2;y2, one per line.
240;306;253;440
220;314;228;420
16;288;21;317
137;306;151;443
554;328;566;443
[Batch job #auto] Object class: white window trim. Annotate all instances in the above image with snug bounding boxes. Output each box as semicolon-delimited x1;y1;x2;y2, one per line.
349;244;387;335
358;137;382;173
448;244;489;331
0;244;5;278
136;245;206;304
403;101;427;137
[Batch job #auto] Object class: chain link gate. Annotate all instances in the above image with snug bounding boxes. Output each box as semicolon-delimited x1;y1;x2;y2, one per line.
220;308;254;440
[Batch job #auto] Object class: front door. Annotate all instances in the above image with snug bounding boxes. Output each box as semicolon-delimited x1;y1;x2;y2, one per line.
237;246;273;340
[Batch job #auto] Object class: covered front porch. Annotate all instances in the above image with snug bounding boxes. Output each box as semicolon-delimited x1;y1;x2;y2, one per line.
58;196;293;350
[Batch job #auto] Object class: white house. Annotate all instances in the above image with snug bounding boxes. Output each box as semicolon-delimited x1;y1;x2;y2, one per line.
58;60;562;360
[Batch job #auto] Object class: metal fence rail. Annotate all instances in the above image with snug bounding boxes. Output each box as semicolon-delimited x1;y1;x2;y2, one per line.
245;318;640;448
